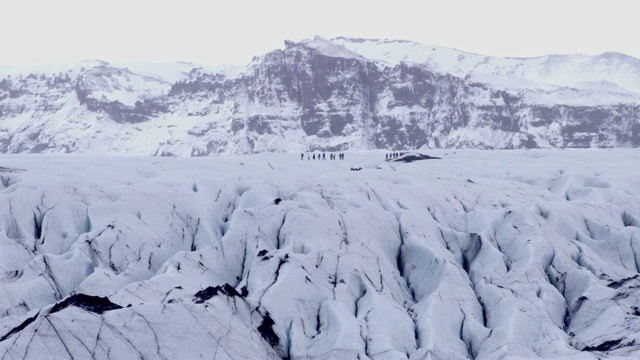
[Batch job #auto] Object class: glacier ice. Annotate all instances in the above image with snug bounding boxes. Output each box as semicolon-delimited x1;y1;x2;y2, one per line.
0;149;639;359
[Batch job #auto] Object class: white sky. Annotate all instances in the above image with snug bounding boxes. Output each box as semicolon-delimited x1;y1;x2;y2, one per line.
2;0;637;67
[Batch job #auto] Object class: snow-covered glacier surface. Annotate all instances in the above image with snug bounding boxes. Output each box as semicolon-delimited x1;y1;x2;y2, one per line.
0;149;639;359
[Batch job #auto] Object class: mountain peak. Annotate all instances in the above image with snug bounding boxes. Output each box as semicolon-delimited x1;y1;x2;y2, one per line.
0;36;639;156
283;36;366;61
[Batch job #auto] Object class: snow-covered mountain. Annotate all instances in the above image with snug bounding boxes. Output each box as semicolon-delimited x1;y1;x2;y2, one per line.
1;149;639;359
1;36;639;155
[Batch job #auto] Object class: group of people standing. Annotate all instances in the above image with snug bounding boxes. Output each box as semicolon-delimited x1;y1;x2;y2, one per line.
386;152;404;160
301;153;345;160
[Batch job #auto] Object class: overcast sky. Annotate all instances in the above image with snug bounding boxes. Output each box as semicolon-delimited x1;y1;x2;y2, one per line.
2;0;637;67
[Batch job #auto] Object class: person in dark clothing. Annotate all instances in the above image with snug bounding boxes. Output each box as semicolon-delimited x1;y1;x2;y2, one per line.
322;153;326;160
301;153;304;160
313;154;315;160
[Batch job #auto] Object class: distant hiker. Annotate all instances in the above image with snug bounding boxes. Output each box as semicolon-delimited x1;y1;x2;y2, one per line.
322;153;326;160
313;154;315;160
308;154;310;161
385;154;388;160
301;153;304;160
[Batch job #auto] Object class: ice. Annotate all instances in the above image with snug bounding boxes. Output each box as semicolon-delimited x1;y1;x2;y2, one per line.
0;149;639;358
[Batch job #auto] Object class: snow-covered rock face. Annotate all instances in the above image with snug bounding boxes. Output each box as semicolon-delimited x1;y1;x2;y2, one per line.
1;37;640;155
0;149;639;359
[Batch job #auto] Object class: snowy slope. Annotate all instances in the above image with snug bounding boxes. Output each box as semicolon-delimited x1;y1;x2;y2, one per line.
0;37;639;155
0;149;639;359
333;38;640;96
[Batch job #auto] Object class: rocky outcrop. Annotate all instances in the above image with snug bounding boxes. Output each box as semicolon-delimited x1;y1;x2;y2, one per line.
0;37;638;155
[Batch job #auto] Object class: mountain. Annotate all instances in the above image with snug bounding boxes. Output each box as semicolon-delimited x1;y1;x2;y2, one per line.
0;149;639;359
0;36;639;155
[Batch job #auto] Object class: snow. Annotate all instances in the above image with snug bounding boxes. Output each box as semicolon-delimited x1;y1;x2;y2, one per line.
1;37;638;155
332;37;487;72
0;60;105;79
300;36;367;61
0;149;639;359
333;37;640;100
109;61;196;84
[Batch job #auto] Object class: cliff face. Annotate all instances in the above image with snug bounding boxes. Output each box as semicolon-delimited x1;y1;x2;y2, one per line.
0;37;638;155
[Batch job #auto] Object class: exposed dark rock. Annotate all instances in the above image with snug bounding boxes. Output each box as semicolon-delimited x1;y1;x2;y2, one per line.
608;275;640;289
257;311;280;347
0;311;39;342
194;283;241;303
0;38;639;155
583;338;626;352
49;294;122;315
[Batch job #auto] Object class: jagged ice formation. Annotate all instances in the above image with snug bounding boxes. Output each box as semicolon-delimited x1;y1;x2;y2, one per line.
0;149;639;359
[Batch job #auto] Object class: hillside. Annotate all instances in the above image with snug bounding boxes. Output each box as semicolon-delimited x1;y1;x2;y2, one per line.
0;37;639;155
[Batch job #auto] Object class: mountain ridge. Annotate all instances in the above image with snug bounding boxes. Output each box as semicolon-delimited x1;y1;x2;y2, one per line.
0;36;638;156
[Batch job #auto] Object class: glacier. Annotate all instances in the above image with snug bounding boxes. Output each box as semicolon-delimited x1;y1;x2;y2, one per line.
0;149;639;359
